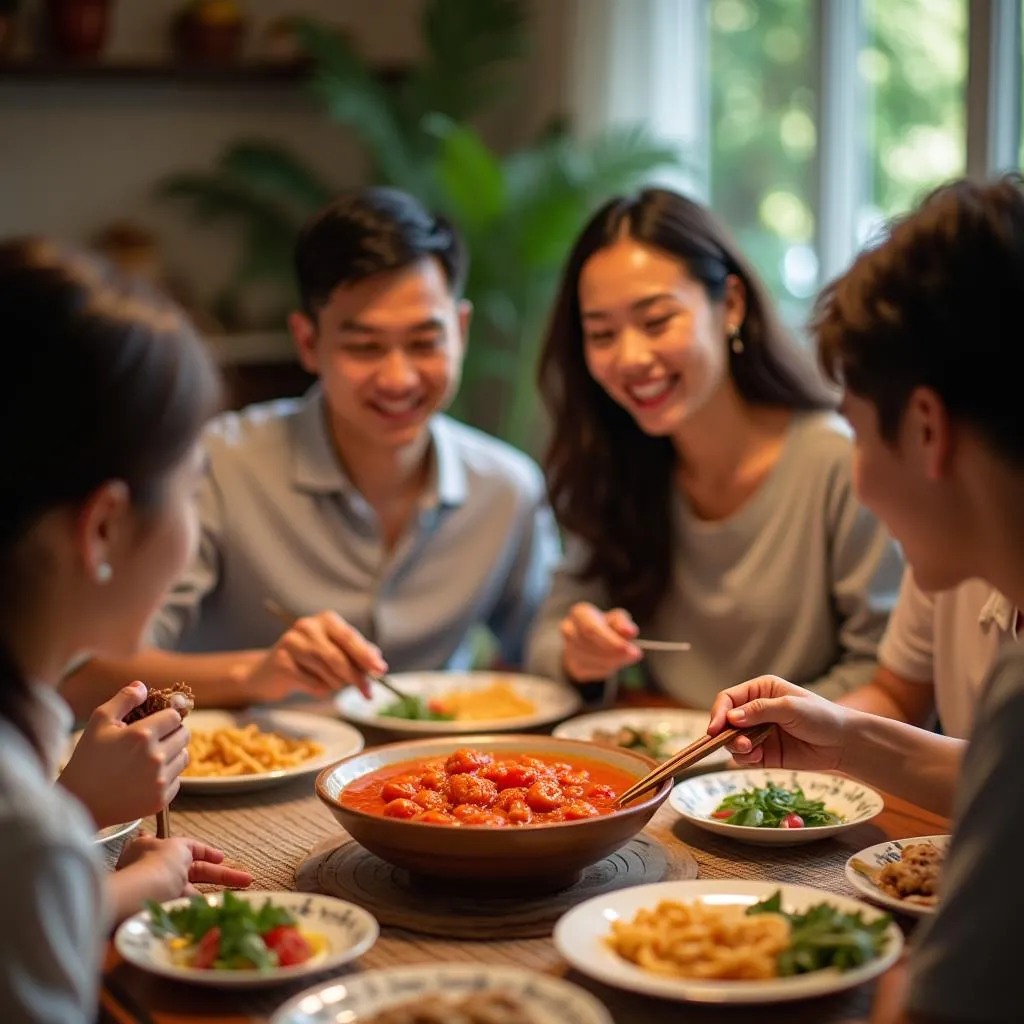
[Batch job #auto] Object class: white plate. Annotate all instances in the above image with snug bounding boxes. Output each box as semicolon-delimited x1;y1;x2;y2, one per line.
180;709;365;794
670;769;884;845
270;963;613;1023
553;879;902;1005
554;708;730;769
115;891;378;989
845;834;949;918
334;671;581;734
95;819;141;846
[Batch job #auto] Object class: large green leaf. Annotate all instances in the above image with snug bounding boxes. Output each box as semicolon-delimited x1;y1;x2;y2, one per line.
290;18;422;193
425;115;506;233
413;0;527;121
218;142;331;215
158;173;298;235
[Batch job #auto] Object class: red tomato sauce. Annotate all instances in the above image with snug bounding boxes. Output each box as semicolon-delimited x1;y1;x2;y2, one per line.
341;748;637;826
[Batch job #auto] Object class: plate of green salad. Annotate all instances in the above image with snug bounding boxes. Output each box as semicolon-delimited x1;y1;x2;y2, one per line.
114;890;378;988
670;769;884;845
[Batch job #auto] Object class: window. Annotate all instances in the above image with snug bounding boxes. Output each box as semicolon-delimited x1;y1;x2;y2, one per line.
858;0;967;245
709;0;819;325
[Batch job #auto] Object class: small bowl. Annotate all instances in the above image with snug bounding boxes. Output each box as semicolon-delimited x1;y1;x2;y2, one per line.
315;734;671;890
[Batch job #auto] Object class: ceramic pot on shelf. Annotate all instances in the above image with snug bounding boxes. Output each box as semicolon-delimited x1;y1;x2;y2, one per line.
172;0;245;65
45;0;112;60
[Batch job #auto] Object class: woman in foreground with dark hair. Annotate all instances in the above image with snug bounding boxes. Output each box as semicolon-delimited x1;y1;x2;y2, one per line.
0;239;250;1023
526;190;902;706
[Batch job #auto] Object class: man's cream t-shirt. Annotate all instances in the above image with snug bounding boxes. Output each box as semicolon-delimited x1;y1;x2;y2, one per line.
878;570;1020;738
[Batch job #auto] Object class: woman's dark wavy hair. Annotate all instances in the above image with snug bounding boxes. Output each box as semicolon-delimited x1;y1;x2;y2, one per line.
538;189;834;623
0;238;221;761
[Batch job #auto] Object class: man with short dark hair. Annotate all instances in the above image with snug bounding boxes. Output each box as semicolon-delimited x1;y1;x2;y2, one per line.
63;187;559;709
706;174;1024;1022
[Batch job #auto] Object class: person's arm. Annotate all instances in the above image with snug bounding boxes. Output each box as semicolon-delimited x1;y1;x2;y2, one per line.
807;450;905;698
487;496;562;667
838;664;936;724
709;675;963;816
839;709;962;817
62;647;263;717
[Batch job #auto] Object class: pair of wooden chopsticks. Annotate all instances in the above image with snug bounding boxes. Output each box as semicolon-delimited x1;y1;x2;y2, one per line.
262;599;410;703
615;722;775;806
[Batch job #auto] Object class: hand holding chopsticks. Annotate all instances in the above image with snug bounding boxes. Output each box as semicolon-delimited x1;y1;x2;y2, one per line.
616;724;775;806
263;599;407;702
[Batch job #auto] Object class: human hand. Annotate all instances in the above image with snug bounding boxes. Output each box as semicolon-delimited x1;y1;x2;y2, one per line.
560;603;642;683
116;835;253;903
59;681;189;829
247;611;387;700
707;675;852;772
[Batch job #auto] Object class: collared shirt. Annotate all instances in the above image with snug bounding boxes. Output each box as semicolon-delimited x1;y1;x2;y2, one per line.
0;686;106;1023
878;571;1020;738
152;386;560;670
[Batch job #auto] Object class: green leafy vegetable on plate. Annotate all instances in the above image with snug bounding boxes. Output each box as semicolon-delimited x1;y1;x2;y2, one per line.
379;695;454;721
146;891;314;971
747;890;891;975
711;782;843;829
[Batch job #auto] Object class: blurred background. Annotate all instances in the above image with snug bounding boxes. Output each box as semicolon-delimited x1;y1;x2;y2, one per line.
0;0;1018;453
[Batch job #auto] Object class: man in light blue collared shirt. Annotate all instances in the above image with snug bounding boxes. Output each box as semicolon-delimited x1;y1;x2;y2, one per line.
62;188;559;710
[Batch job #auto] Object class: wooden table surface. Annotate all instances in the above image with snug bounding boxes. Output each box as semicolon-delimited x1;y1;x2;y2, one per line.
98;704;949;1024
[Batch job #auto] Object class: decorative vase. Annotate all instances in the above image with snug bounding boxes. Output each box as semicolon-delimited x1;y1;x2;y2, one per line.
0;14;17;60
45;0;111;60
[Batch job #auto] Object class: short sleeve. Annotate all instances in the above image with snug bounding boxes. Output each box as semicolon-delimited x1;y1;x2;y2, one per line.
0;834;106;1024
878;568;935;683
149;462;225;649
907;650;1024;1021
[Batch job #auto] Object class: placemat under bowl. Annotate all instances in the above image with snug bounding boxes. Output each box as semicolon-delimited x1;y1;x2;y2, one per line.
295;834;696;939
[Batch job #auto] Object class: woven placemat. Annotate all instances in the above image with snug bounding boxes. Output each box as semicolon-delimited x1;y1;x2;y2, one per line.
295;832;695;939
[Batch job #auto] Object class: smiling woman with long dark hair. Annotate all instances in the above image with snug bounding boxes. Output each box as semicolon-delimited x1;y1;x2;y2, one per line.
526;189;902;706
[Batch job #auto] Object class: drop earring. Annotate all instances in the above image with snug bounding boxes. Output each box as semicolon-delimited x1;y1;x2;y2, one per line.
729;325;744;354
95;562;112;585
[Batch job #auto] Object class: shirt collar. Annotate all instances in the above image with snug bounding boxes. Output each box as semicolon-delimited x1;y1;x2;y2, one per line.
978;588;1019;637
290;385;467;509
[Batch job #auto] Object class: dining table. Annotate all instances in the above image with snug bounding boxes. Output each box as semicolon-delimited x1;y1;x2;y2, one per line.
97;694;950;1024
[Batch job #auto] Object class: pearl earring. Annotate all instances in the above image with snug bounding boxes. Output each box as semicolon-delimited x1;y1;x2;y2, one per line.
95;562;113;585
729;325;744;354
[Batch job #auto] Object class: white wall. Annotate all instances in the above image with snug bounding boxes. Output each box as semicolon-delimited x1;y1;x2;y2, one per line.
0;0;568;315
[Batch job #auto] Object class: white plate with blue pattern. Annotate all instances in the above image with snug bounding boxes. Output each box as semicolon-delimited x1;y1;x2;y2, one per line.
115;891;378;988
670;768;884;845
845;834;949;917
270;963;613;1023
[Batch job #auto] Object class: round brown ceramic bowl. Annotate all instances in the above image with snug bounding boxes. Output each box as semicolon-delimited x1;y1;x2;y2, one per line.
315;734;672;891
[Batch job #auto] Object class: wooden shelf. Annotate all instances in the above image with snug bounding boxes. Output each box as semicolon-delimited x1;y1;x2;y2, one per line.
0;59;310;86
0;60;405;87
